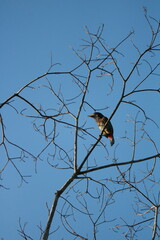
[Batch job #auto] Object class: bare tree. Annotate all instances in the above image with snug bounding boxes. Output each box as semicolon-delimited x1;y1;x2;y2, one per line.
1;10;160;240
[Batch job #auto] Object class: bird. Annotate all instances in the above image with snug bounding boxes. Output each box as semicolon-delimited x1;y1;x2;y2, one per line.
88;112;115;146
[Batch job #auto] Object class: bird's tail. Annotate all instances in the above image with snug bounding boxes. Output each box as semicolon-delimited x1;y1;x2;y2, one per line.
108;135;115;146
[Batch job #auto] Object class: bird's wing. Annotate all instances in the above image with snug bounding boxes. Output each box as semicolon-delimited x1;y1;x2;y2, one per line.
98;117;113;136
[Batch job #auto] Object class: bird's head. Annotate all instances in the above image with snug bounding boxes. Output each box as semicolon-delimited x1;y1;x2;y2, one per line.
88;112;104;120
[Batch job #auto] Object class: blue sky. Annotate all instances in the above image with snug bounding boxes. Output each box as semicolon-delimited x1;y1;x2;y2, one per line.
0;0;160;239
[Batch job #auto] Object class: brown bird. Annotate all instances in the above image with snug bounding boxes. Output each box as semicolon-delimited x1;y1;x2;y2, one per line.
88;112;115;146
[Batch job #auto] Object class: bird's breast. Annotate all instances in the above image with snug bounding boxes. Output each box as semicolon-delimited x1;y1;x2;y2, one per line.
98;122;110;134
98;124;104;131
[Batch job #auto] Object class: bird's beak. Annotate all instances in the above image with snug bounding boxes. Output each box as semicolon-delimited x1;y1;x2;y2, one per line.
88;114;95;118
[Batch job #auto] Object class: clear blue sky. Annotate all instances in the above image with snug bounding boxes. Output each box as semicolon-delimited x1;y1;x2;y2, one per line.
0;0;160;239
